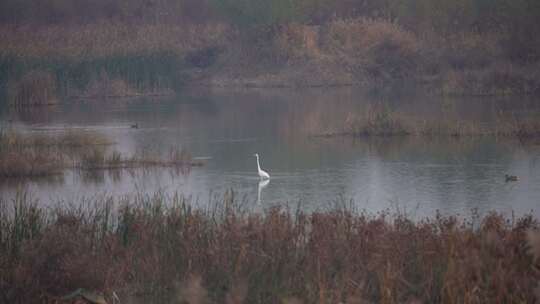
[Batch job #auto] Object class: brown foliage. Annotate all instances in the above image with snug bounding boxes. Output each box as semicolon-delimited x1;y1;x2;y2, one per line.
1;193;539;303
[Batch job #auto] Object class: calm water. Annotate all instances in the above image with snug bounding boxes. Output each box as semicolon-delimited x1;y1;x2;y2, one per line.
1;87;540;218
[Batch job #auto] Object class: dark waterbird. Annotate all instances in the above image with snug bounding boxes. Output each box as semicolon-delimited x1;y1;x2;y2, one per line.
505;174;518;182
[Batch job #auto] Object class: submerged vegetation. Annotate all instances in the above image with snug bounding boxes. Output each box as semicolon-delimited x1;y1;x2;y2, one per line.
0;191;539;303
0;130;201;179
0;0;540;105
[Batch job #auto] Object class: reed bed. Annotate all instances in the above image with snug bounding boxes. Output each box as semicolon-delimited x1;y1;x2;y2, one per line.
0;150;63;178
0;129;109;178
1;16;539;98
339;107;540;139
0;130;201;179
0;191;538;304
77;148;203;171
0;22;231;105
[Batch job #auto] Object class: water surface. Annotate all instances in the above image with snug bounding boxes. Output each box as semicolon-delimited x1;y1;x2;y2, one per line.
1;87;540;218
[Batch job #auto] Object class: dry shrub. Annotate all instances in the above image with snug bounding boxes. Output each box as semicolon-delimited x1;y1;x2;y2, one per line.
322;18;420;78
273;24;321;62
8;70;57;106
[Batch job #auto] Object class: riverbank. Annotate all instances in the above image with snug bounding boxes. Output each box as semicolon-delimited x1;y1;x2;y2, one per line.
1;19;540;107
1;191;538;303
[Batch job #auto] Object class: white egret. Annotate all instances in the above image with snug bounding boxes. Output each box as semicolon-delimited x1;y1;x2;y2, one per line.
253;153;270;180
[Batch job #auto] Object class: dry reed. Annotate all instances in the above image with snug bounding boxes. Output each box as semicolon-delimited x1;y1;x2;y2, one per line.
337;106;540;139
0;191;538;303
0;131;200;179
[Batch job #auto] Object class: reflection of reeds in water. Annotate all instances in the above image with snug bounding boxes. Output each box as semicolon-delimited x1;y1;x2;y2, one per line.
1;191;538;303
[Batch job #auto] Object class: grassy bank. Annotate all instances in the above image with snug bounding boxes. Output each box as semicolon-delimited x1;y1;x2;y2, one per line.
0;191;539;303
0;130;201;179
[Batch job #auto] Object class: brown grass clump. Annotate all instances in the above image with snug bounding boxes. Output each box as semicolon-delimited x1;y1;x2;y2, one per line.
1;192;538;303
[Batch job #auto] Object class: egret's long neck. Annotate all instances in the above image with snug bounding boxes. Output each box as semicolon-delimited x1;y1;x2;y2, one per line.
256;156;261;172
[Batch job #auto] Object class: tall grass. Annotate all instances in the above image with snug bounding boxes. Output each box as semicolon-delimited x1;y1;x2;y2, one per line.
0;131;201;179
0;0;538;94
338;106;540;139
0;23;230;105
0;129;108;178
0;191;538;303
1;16;539;95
